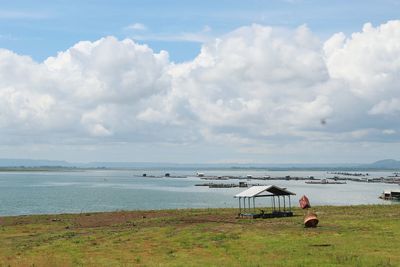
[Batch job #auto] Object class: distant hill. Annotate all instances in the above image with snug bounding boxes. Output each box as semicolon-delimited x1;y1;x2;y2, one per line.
0;158;72;167
0;159;352;169
360;159;400;169
0;158;399;170
83;162;355;169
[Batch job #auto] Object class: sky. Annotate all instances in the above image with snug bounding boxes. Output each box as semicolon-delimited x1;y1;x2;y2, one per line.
0;0;400;163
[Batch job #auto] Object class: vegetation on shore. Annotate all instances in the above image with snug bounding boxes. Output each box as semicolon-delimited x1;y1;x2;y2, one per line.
0;205;399;266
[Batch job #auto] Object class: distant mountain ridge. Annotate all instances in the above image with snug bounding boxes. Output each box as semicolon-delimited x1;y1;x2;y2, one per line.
0;159;355;169
0;159;72;167
0;158;399;170
360;159;400;169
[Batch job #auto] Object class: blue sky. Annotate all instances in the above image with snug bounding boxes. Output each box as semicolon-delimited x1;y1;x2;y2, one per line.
1;1;400;163
1;0;399;62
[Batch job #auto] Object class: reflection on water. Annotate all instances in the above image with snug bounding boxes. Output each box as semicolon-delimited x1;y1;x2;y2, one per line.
0;169;398;216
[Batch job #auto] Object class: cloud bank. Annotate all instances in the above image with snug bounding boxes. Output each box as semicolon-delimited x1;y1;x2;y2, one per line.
1;20;400;160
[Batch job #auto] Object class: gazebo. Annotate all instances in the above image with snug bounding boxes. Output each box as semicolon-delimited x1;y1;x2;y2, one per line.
234;185;296;218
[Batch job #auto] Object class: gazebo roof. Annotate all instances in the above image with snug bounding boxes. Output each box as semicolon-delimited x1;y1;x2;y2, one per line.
234;185;296;198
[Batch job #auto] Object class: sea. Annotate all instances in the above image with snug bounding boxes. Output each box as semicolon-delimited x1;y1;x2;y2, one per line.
0;169;399;216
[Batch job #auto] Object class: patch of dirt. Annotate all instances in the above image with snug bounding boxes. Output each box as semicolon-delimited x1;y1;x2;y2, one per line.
0;216;35;226
0;210;298;229
178;214;238;225
71;211;301;229
71;211;177;228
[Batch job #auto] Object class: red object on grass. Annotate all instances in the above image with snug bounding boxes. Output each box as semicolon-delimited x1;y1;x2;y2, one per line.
299;195;311;209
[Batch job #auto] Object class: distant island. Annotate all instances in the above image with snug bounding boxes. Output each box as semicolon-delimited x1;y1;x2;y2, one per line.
0;158;399;171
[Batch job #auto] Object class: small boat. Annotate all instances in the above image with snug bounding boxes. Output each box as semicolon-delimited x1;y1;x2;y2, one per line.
379;190;400;200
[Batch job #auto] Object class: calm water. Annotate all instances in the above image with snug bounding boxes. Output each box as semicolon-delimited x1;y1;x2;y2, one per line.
0;169;399;216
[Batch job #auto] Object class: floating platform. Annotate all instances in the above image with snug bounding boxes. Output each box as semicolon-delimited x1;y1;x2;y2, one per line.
195;182;261;188
305;179;346;184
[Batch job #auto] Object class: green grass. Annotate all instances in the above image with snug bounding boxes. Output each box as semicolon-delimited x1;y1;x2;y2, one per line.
0;205;399;266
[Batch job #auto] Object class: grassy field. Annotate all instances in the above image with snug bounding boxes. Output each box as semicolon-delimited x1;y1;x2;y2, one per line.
0;205;399;266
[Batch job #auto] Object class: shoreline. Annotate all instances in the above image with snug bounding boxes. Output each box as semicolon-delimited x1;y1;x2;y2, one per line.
0;202;398;219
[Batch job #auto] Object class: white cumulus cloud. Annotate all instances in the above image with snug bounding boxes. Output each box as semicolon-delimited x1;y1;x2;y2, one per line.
1;21;400;161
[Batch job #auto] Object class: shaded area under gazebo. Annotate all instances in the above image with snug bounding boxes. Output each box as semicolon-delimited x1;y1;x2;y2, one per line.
234;185;296;218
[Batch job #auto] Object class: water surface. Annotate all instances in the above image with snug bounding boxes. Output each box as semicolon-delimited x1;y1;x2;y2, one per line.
0;169;398;216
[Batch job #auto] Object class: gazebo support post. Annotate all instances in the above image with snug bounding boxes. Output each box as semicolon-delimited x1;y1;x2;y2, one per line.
239;197;241;215
278;196;281;211
273;196;276;212
283;196;286;211
272;196;274;212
